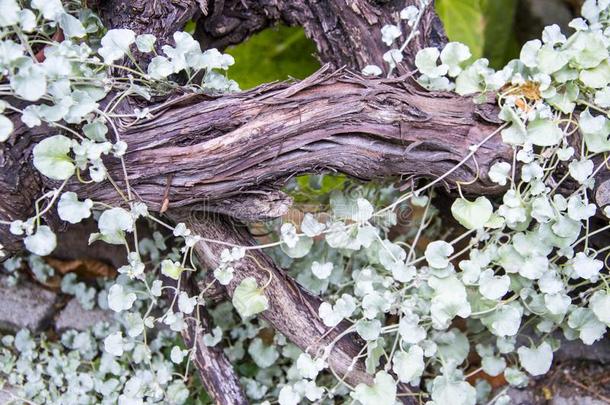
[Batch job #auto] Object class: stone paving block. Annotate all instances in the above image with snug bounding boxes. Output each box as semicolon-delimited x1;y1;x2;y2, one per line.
555;337;610;364
0;279;57;333
55;298;113;332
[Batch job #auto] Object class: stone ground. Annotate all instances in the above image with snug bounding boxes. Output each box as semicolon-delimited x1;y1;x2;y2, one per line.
0;280;57;332
508;360;610;404
0;277;112;334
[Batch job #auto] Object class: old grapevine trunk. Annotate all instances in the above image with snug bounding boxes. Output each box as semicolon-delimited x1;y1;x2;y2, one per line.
1;69;510;249
82;68;510;211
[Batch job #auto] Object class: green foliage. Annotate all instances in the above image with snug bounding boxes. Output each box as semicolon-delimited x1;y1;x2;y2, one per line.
436;0;519;68
481;0;521;67
289;174;348;205
225;25;320;89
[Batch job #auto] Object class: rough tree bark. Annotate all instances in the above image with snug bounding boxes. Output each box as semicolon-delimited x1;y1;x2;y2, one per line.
2;69;511;249
81;69;509;209
1;0;608;404
193;0;447;70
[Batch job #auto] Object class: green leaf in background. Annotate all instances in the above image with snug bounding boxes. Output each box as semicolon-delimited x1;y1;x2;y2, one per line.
436;0;519;68
436;0;485;58
481;0;520;68
289;174;349;205
226;25;320;89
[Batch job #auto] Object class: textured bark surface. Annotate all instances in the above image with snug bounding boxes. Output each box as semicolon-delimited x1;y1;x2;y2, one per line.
76;68;509;210
1;69;512;249
181;307;248;405
0;118;46;254
195;0;447;70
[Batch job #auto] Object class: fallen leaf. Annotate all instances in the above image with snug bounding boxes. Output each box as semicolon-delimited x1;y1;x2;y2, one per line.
466;368;507;389
45;257;116;279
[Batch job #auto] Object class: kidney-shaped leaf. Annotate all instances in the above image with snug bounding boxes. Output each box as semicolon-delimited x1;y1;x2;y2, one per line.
232;277;269;318
451;196;493;230
33;135;75;180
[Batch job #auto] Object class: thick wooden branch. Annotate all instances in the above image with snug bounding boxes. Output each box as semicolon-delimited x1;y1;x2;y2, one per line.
74;69;509;212
0;68;509;248
3;68;512;248
194;0;446;70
